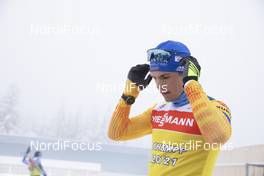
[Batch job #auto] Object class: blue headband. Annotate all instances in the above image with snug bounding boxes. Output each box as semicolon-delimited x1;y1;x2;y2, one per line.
148;40;191;72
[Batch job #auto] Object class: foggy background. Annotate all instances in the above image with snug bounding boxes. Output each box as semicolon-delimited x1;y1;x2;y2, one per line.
0;0;263;149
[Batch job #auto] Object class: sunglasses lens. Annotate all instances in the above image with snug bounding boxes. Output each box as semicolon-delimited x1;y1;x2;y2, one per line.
147;49;171;63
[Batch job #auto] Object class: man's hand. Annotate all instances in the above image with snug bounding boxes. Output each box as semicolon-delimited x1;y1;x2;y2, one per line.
123;64;152;98
128;64;152;90
180;56;201;86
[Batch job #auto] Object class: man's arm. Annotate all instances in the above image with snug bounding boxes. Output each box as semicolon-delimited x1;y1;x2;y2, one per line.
184;80;232;145
108;98;154;141
181;56;232;145
22;147;31;165
108;64;153;141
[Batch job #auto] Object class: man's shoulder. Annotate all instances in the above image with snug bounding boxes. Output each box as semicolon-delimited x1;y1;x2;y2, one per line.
153;102;168;110
209;97;230;110
209;97;232;122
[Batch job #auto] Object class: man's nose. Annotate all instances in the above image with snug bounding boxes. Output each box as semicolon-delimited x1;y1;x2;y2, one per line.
156;81;167;93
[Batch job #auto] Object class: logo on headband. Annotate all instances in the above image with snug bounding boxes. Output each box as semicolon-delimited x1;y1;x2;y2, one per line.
175;56;182;62
176;66;185;72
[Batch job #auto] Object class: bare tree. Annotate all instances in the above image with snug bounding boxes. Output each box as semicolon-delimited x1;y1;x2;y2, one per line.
0;85;19;134
53;106;82;139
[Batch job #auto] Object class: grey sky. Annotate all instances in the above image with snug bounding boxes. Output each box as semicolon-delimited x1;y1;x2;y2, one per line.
0;0;263;148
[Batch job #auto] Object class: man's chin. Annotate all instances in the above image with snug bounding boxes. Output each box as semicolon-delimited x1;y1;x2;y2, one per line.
162;93;181;102
163;95;173;102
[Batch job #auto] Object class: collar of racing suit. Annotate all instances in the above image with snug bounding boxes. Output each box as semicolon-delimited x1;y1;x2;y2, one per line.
172;91;189;107
172;91;215;107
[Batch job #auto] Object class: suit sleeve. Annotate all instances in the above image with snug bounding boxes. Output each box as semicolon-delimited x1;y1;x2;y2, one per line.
108;99;154;141
184;80;232;145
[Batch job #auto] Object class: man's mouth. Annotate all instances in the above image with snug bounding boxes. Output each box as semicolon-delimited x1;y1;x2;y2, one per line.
161;91;170;95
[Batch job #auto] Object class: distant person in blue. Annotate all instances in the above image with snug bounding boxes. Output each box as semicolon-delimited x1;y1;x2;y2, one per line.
22;147;47;176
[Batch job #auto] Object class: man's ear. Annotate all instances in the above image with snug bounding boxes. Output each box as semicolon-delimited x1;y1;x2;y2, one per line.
178;72;184;77
175;71;184;77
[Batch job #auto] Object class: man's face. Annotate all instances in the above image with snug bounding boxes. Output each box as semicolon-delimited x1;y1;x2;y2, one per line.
150;71;184;102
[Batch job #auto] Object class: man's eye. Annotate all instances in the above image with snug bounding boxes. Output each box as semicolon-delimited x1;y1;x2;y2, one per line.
161;77;169;80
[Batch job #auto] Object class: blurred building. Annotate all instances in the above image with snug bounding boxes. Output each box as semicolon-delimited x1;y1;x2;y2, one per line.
214;145;264;176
